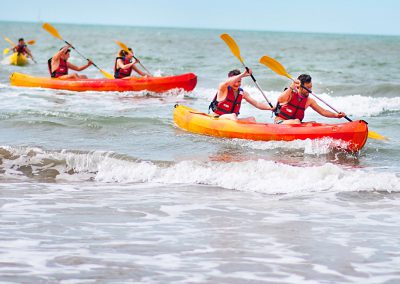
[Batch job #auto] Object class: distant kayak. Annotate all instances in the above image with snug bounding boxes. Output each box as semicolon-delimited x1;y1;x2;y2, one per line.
8;53;28;66
10;72;197;93
173;104;369;152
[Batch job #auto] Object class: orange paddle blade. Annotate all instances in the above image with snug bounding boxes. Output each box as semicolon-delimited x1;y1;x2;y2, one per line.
259;55;292;79
42;23;63;40
220;33;244;64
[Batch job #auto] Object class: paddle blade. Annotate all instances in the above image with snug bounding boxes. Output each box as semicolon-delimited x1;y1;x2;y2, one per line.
115;40;130;52
100;69;114;79
27;40;36;45
368;130;388;141
3;48;10;55
3;37;15;46
259;55;292;79
220;33;244;64
42;23;62;40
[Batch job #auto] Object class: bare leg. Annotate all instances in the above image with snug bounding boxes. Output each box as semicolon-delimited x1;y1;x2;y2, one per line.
239;117;256;123
218;113;238;121
58;73;80;80
275;118;301;125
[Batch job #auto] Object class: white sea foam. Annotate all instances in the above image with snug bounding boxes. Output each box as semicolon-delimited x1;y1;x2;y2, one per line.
1;146;398;194
193;85;400;118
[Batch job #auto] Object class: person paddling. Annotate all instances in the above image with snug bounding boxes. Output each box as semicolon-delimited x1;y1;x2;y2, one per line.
274;74;346;124
12;38;35;62
48;45;93;79
209;69;273;122
114;49;148;79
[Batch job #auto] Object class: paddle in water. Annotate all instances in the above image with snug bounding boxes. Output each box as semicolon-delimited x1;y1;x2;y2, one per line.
115;40;152;76
42;23;113;79
220;33;273;108
259;55;387;141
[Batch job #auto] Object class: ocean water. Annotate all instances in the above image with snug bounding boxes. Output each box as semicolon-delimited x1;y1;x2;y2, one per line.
0;22;399;283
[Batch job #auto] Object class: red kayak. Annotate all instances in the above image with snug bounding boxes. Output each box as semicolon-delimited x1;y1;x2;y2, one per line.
10;72;197;93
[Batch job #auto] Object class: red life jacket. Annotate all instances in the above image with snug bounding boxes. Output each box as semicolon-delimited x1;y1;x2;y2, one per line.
16;44;26;54
48;58;69;78
209;86;243;116
276;90;307;121
114;57;133;78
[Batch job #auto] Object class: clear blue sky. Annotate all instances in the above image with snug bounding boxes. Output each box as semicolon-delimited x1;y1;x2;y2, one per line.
1;0;399;35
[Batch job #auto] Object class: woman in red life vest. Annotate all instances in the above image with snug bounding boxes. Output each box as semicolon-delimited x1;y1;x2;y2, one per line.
12;38;35;61
114;49;148;79
274;74;346;124
48;45;93;79
209;69;273;122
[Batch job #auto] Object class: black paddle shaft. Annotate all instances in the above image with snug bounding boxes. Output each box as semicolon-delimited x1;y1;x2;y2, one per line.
64;40;100;69
300;84;352;122
244;67;274;108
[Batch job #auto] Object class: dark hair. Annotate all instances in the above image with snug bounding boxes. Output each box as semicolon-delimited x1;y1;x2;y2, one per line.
298;74;312;85
228;69;241;77
119;50;129;57
18;38;24;42
59;47;71;54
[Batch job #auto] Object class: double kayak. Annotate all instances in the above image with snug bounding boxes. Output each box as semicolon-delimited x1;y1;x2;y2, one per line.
173;104;369;152
10;72;197;93
8;53;28;66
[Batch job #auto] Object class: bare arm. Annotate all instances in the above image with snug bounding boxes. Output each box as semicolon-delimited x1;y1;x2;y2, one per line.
277;80;301;104
217;69;251;101
51;46;70;72
24;47;33;59
131;64;147;77
309;98;345;118
243;92;273;110
116;58;134;70
67;60;92;72
117;59;147;77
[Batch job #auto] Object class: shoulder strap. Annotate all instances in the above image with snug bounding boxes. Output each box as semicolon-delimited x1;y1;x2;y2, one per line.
208;92;218;113
47;58;53;75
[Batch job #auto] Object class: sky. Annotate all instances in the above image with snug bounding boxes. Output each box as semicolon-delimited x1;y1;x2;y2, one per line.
0;0;399;36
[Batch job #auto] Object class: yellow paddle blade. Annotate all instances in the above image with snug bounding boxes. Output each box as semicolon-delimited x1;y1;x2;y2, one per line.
259;55;292;79
220;33;244;64
100;69;114;79
42;23;63;40
27;40;36;45
115;40;132;53
3;48;10;55
368;130;388;141
3;37;15;46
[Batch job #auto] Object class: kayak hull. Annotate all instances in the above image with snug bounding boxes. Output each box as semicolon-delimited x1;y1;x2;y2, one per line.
10;72;197;93
8;53;28;66
173;104;369;152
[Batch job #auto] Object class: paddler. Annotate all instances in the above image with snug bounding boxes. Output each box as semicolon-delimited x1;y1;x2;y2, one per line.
48;45;93;79
12;38;35;61
274;74;346;124
114;48;148;79
209;69;273;122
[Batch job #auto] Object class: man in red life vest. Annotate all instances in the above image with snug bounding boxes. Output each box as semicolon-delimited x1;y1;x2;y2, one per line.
209;69;273;122
12;38;34;61
274;74;346;124
48;45;93;79
114;49;148;79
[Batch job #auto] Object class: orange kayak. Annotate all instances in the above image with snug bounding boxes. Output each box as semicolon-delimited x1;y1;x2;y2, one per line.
10;72;197;93
173;104;369;152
